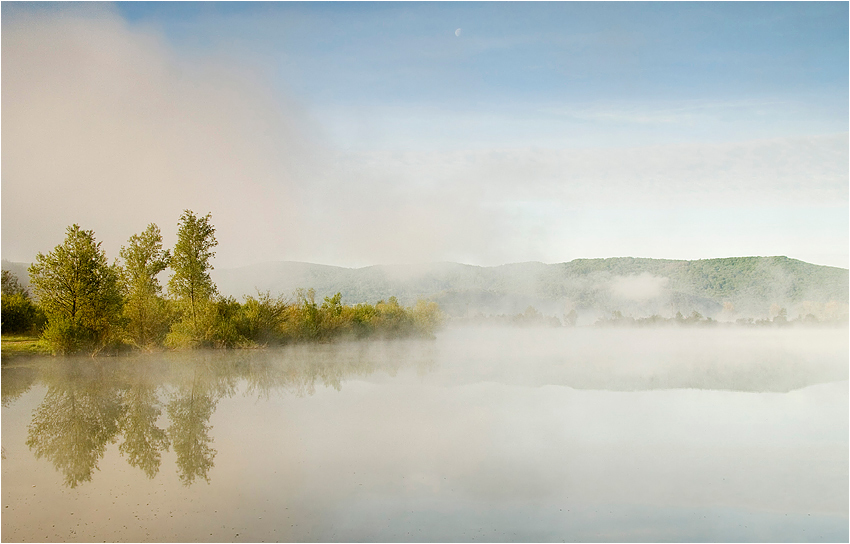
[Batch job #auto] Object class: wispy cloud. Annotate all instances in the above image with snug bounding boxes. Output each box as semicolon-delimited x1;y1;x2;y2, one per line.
539;99;794;126
3;6;847;270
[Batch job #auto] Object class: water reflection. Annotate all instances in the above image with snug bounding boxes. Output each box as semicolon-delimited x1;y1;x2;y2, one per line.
26;361;123;488
119;378;170;479
1;364;38;407
167;375;218;485
2;330;846;542
10;341;436;488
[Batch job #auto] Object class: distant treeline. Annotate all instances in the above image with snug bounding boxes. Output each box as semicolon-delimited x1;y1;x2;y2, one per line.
1;211;442;355
448;305;842;328
594;309;840;328
450;306;569;328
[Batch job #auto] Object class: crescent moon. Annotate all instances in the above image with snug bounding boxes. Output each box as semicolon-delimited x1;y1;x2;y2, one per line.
455;28;461;37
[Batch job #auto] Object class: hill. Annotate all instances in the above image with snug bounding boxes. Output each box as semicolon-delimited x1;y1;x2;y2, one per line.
208;257;847;323
4;257;847;324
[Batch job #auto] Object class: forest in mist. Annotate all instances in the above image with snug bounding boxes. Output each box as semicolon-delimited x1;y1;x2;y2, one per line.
205;257;848;324
0;216;441;355
5;255;847;327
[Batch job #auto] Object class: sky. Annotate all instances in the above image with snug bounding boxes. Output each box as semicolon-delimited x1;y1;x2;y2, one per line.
2;2;848;269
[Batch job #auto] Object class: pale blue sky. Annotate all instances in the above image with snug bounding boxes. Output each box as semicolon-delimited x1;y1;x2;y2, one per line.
2;2;848;268
111;2;848;148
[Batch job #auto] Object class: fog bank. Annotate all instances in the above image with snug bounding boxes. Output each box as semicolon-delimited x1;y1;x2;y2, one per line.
3;6;848;269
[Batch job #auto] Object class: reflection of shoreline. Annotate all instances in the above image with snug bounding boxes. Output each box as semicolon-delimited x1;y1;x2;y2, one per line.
8;340;437;488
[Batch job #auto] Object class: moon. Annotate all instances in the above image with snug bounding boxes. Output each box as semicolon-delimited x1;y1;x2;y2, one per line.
455;28;461;37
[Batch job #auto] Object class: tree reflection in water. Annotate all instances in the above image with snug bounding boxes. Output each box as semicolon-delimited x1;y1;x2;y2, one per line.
25;361;123;488
119;379;170;479
12;340;436;488
166;359;221;486
2;365;38;407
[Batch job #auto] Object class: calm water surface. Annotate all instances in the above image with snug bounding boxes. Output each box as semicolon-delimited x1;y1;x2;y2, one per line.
2;327;847;542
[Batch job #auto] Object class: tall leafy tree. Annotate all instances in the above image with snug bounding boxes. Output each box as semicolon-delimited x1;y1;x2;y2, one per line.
120;224;171;347
28;225;124;354
168;211;218;343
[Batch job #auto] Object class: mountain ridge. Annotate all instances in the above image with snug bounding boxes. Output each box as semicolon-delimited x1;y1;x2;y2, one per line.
4;256;847;323
207;256;847;322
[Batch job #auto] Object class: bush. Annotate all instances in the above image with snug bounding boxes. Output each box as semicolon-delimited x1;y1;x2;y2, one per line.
40;317;97;355
2;292;45;334
1;270;46;335
238;292;289;344
165;297;249;349
207;297;248;348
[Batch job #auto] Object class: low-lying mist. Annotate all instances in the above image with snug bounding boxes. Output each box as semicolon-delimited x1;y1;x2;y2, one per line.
432;326;849;393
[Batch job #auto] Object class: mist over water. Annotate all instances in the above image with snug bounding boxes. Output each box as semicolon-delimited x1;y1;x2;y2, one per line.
1;7;847;542
2;327;847;542
435;326;848;392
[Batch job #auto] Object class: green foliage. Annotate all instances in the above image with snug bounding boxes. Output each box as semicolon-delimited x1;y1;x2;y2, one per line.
168;211;218;341
41;316;96;355
345;302;379;338
165;304;216;349
2;269;26;296
411;299;443;337
252;291;443;343
165;297;250;349
238;291;289;344
120;224;173;348
2;270;46;334
8;215;445;356
28;225;124;354
206;297;249;348
287;288;322;341
372;296;413;337
2;292;45;334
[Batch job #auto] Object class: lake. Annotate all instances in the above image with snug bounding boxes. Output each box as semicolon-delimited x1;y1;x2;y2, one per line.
2;327;847;542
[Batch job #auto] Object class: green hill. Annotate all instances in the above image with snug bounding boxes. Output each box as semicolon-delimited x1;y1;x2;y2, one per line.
4;257;847;324
208;257;847;323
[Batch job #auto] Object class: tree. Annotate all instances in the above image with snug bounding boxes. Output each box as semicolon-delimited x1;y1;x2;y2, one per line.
294;288;321;340
1;270;44;334
2;270;26;296
167;211;219;345
411;299;442;337
120;224;171;347
28;225;124;354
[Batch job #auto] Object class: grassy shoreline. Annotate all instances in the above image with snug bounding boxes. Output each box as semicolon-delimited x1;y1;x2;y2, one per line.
1;334;51;360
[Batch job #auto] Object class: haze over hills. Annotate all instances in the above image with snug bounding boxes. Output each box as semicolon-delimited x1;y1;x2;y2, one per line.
4;256;847;325
207;257;848;324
